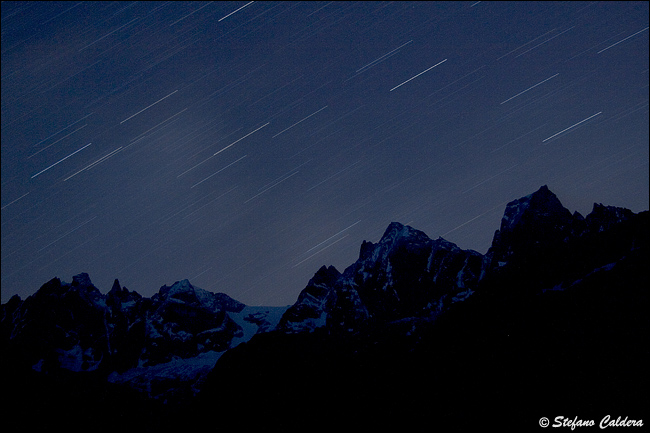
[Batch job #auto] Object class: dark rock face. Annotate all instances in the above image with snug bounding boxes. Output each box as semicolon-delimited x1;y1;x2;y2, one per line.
276;265;340;333
278;222;487;335
483;185;646;296
139;279;246;366
2;275;109;373
488;185;577;266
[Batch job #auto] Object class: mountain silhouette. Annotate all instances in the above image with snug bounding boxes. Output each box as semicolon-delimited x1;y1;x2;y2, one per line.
2;186;647;433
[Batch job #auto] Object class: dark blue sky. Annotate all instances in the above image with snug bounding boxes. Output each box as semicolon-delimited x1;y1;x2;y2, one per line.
2;1;648;305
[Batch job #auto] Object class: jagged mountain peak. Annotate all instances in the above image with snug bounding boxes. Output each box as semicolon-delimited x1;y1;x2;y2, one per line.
160;278;195;299
281;218;486;334
109;278;122;294
586;202;635;232
379;221;432;247
498;185;571;233
106;279;141;311
357;221;437;267
487;185;645;271
155;279;245;313
309;265;341;287
25;273;106;312
1;272;286;398
283;185;647;335
488;185;578;264
71;272;95;288
156;279;202;304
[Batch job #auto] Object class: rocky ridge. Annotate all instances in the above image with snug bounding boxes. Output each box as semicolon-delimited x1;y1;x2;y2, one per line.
2;185;647;432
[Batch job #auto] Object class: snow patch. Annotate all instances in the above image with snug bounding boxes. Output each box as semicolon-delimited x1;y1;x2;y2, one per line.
55;344;101;372
32;359;45;372
452;289;474;303
229;305;288;345
107;350;224;397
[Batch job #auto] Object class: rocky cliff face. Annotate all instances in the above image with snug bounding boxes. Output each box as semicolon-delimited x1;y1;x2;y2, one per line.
277;221;486;335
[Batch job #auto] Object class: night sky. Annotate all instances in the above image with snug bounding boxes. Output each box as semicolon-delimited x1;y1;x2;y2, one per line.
2;1;648;306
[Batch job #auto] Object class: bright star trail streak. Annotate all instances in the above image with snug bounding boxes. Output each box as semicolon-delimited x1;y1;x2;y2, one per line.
218;1;254;22
542;112;603;142
31;143;92;178
389;59;448;91
2;1;647;306
598;27;649;54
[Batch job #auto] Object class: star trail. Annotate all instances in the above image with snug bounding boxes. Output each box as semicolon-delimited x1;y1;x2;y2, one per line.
2;1;648;305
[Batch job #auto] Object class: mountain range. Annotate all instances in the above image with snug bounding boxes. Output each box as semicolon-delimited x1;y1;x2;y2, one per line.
2;185;648;432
